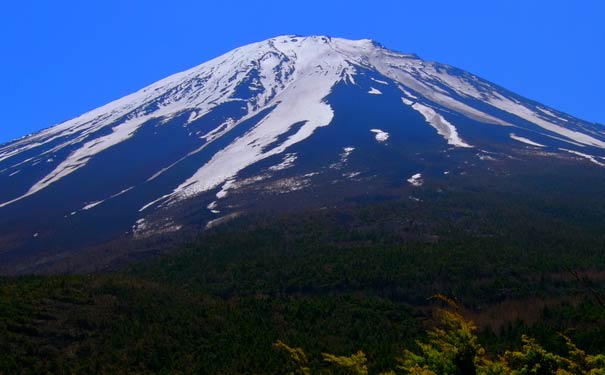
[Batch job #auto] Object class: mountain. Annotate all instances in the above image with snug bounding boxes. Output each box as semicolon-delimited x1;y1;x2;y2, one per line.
1;35;604;274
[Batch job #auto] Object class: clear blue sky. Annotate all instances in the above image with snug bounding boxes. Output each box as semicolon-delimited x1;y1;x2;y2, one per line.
1;0;603;144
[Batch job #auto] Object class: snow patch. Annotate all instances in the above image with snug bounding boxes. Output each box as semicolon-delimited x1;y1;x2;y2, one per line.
330;147;355;170
81;186;134;211
214;174;271;200
341;146;355;161
82;201;103;210
537;107;568;123
559;148;605;167
265;177;310;194
207;201;218;210
269;153;297;171
401;97;414;106
407;173;423;186
370;78;389;85
410;103;472;148
216;179;235;199
133;217;182;238
343;171;361;179
477;153;497;161
399;87;418;100
207;201;221;214
132;218;147;233
345;69;357;85
139;193;171;212
368;87;382;95
370;129;389;142
510;133;545;147
187;111;199;124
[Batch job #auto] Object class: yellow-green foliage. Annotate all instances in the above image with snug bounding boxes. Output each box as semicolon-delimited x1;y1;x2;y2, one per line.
323;351;369;375
502;335;605;375
274;340;313;375
277;296;605;375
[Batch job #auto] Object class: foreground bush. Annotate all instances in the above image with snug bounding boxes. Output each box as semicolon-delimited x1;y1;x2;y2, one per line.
277;296;605;375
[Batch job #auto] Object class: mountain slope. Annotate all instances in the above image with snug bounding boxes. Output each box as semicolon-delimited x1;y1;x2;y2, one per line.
1;35;604;273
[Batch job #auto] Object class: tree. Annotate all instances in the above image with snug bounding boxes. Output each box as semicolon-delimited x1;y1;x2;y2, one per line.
276;295;605;375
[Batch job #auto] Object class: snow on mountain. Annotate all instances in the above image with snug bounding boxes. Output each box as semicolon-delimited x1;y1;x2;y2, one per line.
2;35;604;209
509;133;545;147
407;173;423;186
1;35;604;269
410;102;472;148
370;129;390;143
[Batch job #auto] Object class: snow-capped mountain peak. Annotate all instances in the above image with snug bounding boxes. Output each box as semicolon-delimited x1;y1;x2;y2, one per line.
4;35;602;209
1;35;604;271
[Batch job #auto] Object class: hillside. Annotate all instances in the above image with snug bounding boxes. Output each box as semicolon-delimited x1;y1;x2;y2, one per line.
2;164;605;374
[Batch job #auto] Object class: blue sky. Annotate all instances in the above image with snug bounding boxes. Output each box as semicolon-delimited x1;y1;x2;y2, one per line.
1;0;603;143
